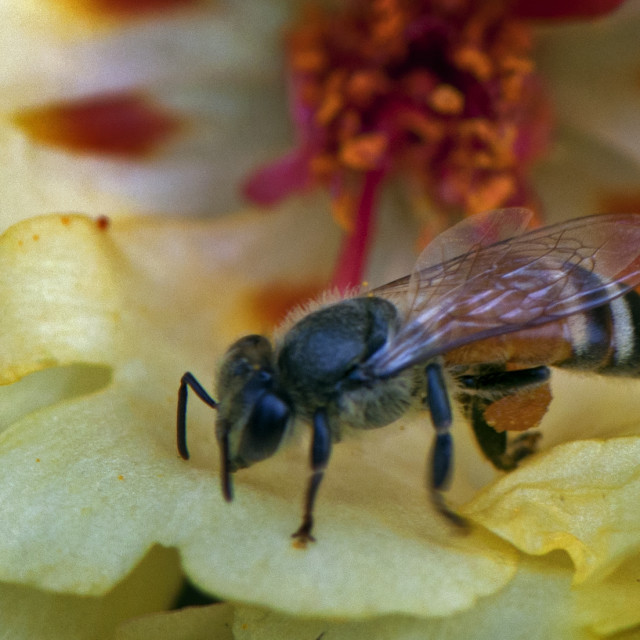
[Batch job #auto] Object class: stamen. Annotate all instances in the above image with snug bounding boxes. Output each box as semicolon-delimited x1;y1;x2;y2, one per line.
245;0;555;287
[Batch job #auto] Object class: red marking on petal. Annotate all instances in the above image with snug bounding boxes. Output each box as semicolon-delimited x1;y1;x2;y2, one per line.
249;281;328;330
96;215;111;230
243;149;315;206
63;0;202;18
512;0;626;20
13;93;181;158
599;191;640;214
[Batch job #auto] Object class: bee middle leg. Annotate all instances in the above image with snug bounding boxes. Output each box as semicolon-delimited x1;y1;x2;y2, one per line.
292;407;332;545
458;366;550;470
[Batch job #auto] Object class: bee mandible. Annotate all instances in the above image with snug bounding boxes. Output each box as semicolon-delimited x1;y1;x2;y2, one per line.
177;208;640;542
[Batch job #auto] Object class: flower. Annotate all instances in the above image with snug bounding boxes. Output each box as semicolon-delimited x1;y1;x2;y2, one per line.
245;0;552;289
0;205;638;638
1;0;640;638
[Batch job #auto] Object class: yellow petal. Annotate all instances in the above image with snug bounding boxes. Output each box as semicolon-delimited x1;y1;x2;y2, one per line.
0;202;517;618
123;556;597;640
464;436;640;584
116;602;234;640
576;551;640;636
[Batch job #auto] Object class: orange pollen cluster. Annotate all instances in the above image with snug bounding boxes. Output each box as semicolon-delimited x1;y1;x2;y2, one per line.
287;0;549;219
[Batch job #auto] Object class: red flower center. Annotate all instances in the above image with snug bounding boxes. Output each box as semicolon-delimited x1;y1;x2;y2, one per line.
245;0;554;289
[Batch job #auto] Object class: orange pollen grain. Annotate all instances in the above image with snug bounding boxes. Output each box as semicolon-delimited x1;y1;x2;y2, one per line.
346;70;389;106
310;154;338;179
291;47;327;73
466;174;516;214
60;215;71;226
429;85;465;115
13;93;181;157
453;47;493;81
500;55;534;76
400;111;444;143
331;191;357;233
32;234;40;242
316;91;344;126
501;74;525;102
339;133;388;170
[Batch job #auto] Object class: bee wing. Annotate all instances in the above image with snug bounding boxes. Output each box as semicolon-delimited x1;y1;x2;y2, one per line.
414;207;534;270
371;208;534;302
368;213;640;377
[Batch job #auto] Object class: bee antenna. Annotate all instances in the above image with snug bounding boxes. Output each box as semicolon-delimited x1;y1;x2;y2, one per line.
220;432;234;502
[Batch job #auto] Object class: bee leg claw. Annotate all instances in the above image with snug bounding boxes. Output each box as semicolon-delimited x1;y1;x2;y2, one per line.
501;431;542;468
431;489;469;531
292;518;316;545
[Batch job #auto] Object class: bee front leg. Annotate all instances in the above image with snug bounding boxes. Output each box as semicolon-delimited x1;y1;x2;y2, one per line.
177;372;219;460
292;407;332;545
425;363;467;528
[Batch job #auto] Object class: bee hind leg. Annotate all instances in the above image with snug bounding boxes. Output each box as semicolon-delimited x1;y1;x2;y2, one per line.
460;366;550;470
470;401;542;470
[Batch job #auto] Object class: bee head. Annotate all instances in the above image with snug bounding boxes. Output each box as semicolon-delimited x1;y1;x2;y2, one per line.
215;334;292;501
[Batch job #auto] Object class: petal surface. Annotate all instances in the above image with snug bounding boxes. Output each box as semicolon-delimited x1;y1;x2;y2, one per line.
0;204;516;618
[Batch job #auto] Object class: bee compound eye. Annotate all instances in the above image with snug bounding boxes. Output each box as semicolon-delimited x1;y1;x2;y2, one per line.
238;391;291;465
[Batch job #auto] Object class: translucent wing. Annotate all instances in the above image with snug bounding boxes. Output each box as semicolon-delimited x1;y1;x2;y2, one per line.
413;207;534;270
368;213;640;377
371;208;533;303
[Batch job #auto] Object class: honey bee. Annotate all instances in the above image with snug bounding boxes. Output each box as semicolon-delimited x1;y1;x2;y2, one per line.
177;208;640;542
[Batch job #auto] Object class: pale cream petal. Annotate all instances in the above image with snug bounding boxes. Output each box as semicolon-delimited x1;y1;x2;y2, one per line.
116;554;640;639
537;2;640;167
0;203;518;617
114;557;597;640
0;0;297;223
228;556;595;640
0;545;182;640
0;1;295;103
532;2;640;220
0;83;290;222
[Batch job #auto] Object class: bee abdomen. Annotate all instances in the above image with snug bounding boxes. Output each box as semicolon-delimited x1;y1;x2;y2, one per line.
561;289;640;375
